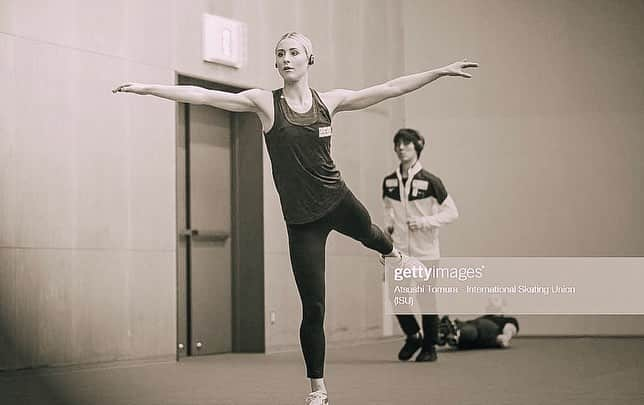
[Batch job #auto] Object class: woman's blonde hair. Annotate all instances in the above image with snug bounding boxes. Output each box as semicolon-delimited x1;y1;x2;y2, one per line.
275;32;314;63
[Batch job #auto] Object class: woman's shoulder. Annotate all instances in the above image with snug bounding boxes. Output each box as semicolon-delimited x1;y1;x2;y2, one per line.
315;89;344;117
244;88;275;97
242;88;276;107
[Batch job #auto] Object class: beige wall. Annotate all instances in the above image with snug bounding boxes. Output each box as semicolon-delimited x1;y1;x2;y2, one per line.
0;1;178;370
1;0;642;370
401;0;644;334
0;0;406;367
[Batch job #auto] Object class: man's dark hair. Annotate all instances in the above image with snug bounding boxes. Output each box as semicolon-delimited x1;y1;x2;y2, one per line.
393;128;425;158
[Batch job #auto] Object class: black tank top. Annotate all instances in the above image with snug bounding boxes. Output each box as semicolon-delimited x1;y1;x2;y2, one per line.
264;88;348;224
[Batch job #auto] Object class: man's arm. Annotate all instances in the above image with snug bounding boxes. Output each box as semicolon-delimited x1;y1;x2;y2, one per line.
408;194;459;231
321;60;478;115
412;195;459;229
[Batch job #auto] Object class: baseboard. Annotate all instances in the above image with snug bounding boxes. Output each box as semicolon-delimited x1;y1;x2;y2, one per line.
1;354;176;376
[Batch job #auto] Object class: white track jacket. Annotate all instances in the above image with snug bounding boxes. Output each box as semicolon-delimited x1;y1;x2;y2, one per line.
382;162;458;260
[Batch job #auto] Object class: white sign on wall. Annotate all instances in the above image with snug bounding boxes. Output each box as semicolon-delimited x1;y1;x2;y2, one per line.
202;14;246;68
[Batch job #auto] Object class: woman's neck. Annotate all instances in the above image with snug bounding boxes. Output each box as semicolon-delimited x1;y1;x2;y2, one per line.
283;79;311;104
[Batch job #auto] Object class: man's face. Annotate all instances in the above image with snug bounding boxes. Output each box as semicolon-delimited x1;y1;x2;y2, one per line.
395;141;417;164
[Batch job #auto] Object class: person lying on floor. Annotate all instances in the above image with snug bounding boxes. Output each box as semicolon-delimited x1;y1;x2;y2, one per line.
438;315;519;349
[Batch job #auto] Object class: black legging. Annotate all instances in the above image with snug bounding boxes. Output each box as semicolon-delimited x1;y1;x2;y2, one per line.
286;190;393;378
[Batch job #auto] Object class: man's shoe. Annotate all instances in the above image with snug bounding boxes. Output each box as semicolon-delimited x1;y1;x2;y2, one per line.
398;333;423;361
415;347;438;362
438;315;458;346
447;319;461;347
305;390;329;405
437;315;450;345
446;329;460;347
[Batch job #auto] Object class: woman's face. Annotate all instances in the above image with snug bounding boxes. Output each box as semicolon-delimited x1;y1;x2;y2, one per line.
275;38;309;82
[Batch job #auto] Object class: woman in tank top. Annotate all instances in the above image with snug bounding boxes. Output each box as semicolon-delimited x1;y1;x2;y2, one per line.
114;32;477;405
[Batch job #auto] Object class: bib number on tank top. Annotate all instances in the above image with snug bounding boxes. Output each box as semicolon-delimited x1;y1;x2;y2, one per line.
318;126;332;138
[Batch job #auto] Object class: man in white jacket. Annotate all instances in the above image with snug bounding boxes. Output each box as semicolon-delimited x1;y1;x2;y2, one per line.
382;128;459;362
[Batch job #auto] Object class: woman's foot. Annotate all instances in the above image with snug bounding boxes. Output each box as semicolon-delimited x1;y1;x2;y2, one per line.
305;390;329;405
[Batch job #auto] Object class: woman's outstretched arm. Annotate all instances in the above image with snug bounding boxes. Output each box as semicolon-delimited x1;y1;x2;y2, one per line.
112;83;273;129
322;60;479;115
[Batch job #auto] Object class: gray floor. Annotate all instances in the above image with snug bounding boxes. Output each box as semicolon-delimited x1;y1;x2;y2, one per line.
1;338;643;405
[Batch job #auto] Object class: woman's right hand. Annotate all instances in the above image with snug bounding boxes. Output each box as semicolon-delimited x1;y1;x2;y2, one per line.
112;83;146;94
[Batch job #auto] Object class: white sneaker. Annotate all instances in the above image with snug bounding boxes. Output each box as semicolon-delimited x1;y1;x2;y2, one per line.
379;251;394;265
395;253;427;273
379;255;387;265
497;334;511;348
381;252;427;270
305;390;329;405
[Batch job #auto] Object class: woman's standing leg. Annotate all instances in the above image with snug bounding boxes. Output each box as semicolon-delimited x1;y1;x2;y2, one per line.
286;220;332;382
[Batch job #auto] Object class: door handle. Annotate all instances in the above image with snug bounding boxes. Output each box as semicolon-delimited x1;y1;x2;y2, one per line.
181;229;229;242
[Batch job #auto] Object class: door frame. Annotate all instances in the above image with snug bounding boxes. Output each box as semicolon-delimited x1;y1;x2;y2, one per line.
175;75;265;358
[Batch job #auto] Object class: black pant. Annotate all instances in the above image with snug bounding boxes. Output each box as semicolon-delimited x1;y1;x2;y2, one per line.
396;314;439;349
456;317;501;349
287;190;393;378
